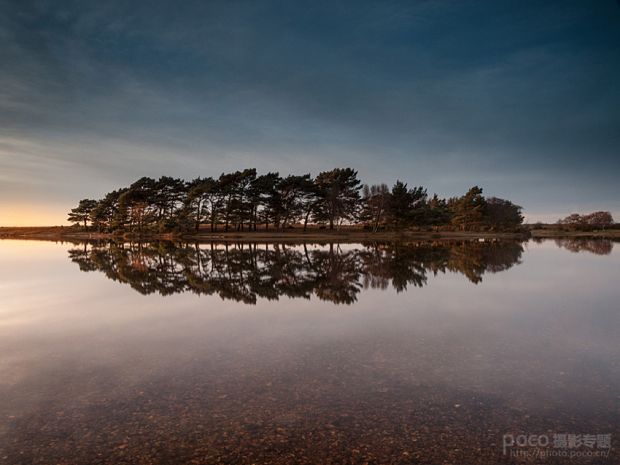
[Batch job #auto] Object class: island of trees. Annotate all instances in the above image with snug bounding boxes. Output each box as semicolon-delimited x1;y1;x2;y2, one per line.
68;167;525;235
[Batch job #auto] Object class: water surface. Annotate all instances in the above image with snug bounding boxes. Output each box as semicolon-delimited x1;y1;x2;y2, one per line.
0;239;618;464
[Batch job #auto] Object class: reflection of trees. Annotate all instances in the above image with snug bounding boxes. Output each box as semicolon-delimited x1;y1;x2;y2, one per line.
554;238;614;256
358;241;524;288
68;240;524;305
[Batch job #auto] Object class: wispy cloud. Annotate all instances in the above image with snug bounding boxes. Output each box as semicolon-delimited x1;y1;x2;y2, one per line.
1;0;619;224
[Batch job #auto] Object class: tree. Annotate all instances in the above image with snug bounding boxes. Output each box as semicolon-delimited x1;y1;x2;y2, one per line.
69;167;531;234
67;199;98;228
217;169;256;232
583;211;614;229
277;174;313;229
153;176;187;228
123;190;151;233
426;194;452;227
91;190;125;232
186;177;218;231
451;186;486;231
558;211;614;230
387;181;410;229
124;177;158;232
361;184;390;232
406;185;428;225
250;172;281;231
314;168;362;230
484;197;523;230
218;171;240;232
386;181;427;228
557;213;584;226
236;168;257;231
300;178;319;232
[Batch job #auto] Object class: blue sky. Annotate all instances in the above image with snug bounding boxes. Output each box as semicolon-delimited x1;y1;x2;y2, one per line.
1;0;619;224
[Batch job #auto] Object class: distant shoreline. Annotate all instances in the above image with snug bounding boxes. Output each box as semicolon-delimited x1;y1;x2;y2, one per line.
1;226;619;242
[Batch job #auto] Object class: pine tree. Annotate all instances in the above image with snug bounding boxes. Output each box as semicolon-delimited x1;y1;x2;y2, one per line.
451;186;486;231
67;199;98;228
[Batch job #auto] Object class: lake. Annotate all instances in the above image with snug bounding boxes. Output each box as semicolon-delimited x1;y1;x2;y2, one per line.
0;238;618;464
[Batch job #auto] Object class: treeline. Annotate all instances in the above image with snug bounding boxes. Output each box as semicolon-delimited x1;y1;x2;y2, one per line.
69;240;525;303
556;211;615;230
68;168;524;234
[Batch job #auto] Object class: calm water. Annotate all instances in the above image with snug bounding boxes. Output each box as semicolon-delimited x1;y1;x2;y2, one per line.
0;239;618;464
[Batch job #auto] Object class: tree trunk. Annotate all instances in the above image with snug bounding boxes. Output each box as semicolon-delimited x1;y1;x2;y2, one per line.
373;205;382;233
303;209;311;232
195;200;202;232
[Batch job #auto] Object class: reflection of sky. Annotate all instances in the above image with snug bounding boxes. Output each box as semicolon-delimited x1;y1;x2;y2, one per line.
0;239;618;420
1;1;620;225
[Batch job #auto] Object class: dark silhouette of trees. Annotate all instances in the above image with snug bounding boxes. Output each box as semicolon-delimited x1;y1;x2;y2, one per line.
484;197;524;231
67;199;98;228
313;168;362;230
68;167;526;233
557;211;614;230
584;211;614;228
387;181;427;229
557;213;583;226
276;174;314;229
214;169;259;232
91;189;126;232
451;186;486;231
185;177;214;231
116;177;158;233
426;194;452;226
361;184;389;232
251;172;280;231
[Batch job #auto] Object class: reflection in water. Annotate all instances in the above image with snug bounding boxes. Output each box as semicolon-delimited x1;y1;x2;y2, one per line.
68;240;524;304
554;238;615;255
1;239;619;464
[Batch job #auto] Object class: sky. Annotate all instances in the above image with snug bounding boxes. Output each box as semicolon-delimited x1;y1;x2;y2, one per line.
1;0;619;225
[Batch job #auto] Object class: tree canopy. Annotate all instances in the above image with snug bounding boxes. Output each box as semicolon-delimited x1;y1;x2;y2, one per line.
557;211;614;230
67;167;527;233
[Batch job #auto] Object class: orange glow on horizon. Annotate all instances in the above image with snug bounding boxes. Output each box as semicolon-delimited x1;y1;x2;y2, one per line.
0;203;69;227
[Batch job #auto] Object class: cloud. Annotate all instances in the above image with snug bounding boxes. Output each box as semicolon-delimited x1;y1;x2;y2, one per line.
0;0;619;224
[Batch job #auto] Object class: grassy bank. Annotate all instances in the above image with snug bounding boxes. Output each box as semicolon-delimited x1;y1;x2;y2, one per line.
529;228;620;239
3;225;619;242
1;225;528;242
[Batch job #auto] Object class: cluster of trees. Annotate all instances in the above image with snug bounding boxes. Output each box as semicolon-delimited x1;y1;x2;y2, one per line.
69;240;524;304
556;211;615;230
68;168;524;234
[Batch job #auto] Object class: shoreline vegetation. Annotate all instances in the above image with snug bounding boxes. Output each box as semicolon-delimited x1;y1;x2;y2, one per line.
63;169;529;235
1;225;619;242
1;168;616;242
